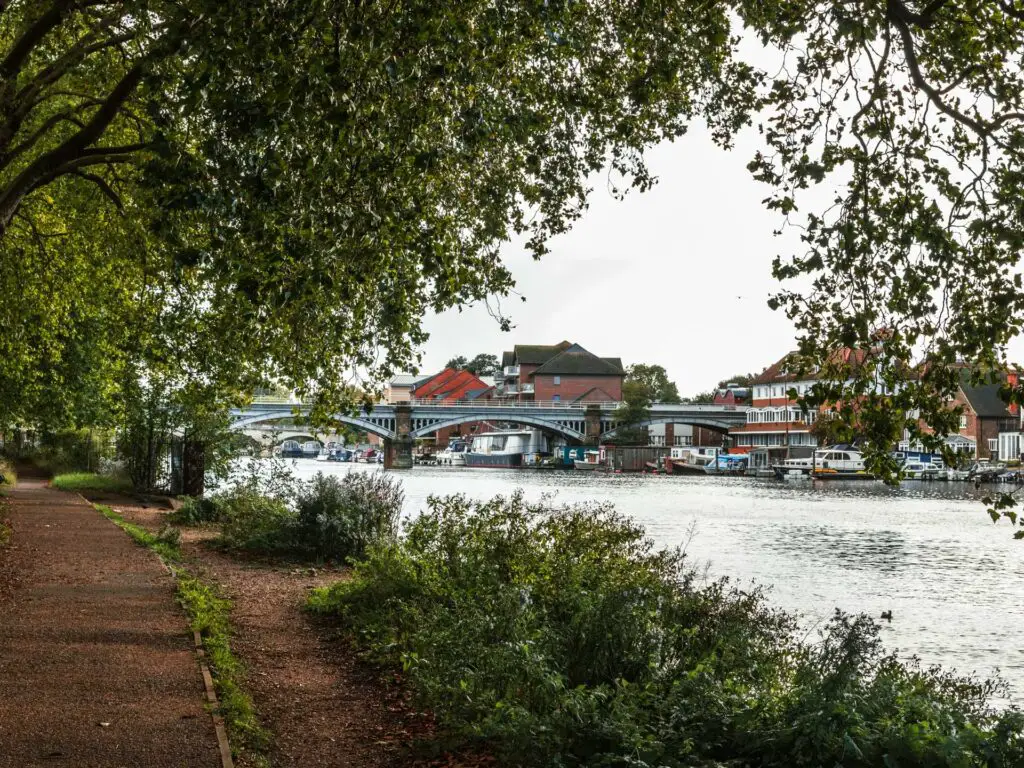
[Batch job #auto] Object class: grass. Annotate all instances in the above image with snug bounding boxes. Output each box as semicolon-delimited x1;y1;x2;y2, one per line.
52;472;132;494
93;503;269;763
0;521;10;548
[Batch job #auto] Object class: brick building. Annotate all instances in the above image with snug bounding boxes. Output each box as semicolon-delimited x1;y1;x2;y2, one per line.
498;341;624;403
916;368;1020;460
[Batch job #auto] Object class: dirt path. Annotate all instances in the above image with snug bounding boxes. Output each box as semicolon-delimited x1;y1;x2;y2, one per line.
113;504;441;768
0;477;220;768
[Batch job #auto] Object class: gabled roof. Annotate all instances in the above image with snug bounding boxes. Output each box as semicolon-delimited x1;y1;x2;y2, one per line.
412;369;490;402
752;347;877;385
390;373;429;387
959;369;1014;418
530;343;624;377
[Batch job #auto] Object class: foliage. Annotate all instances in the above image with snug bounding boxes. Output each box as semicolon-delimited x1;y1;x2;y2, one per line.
610;378;655;444
51;472;132;495
295;472;403;562
0;459;15;487
808;410;855;448
217;489;297;555
217;471;403;562
626;364;682;404
716;373;757;388
168;495;226;526
446;354;500;377
7;429;116;476
686;390;717;404
310;493;1024;767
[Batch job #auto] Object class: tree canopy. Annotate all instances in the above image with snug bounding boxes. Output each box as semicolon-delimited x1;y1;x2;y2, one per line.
625;364;682;404
4;0;1024;507
445;353;500;376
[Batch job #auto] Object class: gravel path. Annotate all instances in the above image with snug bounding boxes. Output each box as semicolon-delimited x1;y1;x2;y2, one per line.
0;476;220;768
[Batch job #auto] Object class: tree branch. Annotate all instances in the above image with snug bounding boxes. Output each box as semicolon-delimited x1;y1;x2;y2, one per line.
72;169;123;210
0;107;93;173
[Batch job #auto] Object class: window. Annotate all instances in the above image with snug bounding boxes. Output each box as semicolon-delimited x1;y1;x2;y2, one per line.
959;414;968;429
552;394;560;402
988;438;998;453
553;375;561;385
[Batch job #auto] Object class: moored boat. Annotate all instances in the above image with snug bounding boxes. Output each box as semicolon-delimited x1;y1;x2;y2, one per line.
703;453;748;476
573;450;602;471
810;447;874;480
667;446;719;475
771;457;813;480
464;429;549;469
436;438;469;466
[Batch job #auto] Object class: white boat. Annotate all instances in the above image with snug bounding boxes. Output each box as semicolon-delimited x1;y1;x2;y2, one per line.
464;429;549;468
771;457;813;480
573;450;602;471
810;447;874;480
902;460;943;480
435;438;469;466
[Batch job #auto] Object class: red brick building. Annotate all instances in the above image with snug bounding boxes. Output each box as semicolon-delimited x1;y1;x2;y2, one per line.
498;342;624;403
411;368;493;402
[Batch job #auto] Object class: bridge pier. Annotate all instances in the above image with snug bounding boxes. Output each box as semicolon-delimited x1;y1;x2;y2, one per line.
664;423;674;448
585;405;602;446
389;404;413;469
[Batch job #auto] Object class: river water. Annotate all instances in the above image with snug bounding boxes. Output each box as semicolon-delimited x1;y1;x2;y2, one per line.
244;460;1024;702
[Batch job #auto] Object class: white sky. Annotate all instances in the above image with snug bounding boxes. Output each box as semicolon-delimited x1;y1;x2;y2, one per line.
419;123;1024;399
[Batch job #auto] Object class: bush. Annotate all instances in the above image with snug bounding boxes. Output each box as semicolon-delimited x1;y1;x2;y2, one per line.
0;459;15;486
309;492;1024;768
217;488;296;553
169;495;226;525
295;472;402;561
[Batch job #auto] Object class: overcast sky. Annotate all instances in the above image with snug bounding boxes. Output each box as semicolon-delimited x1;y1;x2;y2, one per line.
417;122;1024;399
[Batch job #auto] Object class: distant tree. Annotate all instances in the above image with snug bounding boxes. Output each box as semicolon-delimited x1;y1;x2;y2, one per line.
625;364;681;404
446;353;500;376
466;354;500;377
687;391;716;404
609;379;653;445
716;373;757;388
809;411;854;448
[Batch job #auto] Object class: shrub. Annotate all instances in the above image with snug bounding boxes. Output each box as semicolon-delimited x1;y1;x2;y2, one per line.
169;495;226;525
309;492;1024;767
0;459;15;486
218;488;296;553
295;472;402;561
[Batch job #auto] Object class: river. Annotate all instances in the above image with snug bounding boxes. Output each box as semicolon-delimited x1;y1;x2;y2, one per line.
240;459;1024;702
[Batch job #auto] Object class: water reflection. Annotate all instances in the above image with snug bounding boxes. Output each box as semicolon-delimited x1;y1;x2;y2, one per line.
233;459;1024;701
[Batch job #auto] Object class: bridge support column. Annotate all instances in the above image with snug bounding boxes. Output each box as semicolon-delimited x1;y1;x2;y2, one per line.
664;423;674;448
585;405;602;446
389;404;413;469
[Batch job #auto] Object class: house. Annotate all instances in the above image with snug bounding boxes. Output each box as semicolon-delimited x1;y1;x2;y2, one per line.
498;341;625;403
410;368;494;403
385;374;429;403
934;369;1020;461
713;384;750;406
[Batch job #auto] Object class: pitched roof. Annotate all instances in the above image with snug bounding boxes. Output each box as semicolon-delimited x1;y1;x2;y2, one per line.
390;374;429;387
531;344;625;377
412;369;490;401
959;370;1014;418
752;347;877;385
507;341;573;365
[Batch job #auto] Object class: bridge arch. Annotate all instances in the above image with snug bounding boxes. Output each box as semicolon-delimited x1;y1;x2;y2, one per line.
231;412;396;440
410;414;586;442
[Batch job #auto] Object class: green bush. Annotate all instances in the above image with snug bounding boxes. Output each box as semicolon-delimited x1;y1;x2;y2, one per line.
0;459;15;486
309;492;1024;767
295;472;402;561
51;471;132;494
169;495;226;525
218;488;296;553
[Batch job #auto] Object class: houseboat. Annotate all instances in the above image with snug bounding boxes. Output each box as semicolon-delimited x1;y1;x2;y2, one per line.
810;447;874;480
666;446;719;475
435;438;469;466
464;429;549;468
573;450;602;471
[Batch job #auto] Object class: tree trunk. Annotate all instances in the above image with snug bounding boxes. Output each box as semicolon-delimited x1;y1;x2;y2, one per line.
181;438;205;497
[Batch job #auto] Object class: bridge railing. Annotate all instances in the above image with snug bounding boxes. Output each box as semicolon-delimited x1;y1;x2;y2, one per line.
403;398;621;410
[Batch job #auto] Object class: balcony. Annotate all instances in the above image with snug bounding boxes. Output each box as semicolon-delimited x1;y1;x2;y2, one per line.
503;365;520;377
520;383;535;394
